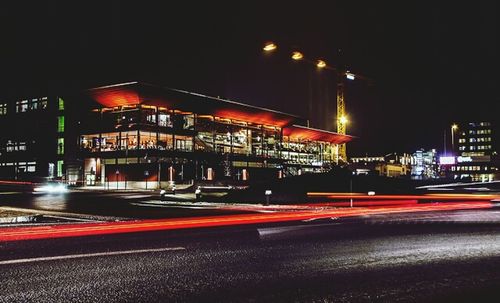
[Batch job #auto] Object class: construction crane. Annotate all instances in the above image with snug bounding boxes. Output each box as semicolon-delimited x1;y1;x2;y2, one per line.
336;76;347;162
263;42;369;164
336;69;359;163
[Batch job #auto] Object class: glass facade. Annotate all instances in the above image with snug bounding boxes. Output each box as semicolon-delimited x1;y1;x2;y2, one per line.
81;106;342;160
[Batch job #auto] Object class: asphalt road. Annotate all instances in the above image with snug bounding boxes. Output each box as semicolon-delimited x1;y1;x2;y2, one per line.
1;211;499;302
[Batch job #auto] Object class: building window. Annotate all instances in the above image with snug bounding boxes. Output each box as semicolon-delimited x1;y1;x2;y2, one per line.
57;160;64;178
27;162;36;172
139;131;157;149
30;98;39;110
18;142;26;151
146;113;156;124
158;113;172;127
5;140;26;152
57;138;64;155
16;100;29;112
57;116;65;132
40;97;48;109
6;141;14;152
58;97;64;111
16;97;47;113
0;103;7;115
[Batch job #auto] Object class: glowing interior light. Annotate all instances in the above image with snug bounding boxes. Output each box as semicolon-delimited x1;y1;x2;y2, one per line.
339;116;348;124
316;60;326;68
291;51;303;60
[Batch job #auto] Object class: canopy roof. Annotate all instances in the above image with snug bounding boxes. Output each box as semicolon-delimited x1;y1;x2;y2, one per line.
283;125;353;144
86;82;354;144
87;82;304;127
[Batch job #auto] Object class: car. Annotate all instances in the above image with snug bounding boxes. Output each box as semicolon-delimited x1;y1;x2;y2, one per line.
33;181;68;194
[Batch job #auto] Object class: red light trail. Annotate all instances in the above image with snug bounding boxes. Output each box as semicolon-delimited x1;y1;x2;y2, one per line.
0;201;493;242
307;192;500;201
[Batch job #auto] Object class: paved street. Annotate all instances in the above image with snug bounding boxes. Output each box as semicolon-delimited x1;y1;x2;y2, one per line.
1;210;500;302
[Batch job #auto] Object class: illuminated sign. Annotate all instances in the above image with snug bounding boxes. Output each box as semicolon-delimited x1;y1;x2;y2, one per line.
457;156;472;163
439;156;456;165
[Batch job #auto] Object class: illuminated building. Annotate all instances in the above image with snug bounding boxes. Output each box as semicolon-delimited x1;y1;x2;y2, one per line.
0;82;352;188
350;153;412;177
451;122;498;182
411;149;438;180
0;95;69;181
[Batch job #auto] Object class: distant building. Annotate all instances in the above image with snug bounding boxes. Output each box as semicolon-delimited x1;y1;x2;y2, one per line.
350;153;411;177
451;121;498;182
375;162;409;178
411;149;438;180
350;156;385;163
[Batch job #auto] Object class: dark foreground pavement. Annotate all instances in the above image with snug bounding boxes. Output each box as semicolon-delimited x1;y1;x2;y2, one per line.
1;211;500;302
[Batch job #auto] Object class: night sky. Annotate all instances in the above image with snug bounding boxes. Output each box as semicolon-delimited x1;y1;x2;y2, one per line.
1;1;498;156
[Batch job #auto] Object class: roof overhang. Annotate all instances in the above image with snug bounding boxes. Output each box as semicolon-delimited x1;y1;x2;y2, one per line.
283;124;354;144
87;82;304;127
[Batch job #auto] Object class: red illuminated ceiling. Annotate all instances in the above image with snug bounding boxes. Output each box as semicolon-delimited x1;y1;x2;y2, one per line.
86;82;302;127
88;84;141;107
283;125;353;144
211;109;295;127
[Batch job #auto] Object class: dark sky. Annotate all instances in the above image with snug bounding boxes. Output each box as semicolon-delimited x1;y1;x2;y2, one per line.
1;1;498;156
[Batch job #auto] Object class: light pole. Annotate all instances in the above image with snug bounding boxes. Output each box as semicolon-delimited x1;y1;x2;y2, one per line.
451;124;458;152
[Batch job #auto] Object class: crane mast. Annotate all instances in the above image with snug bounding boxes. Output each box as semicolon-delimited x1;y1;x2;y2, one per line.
337;74;347;162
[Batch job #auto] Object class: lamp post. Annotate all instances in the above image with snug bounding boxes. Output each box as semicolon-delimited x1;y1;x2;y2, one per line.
115;169;119;190
451;124;458;152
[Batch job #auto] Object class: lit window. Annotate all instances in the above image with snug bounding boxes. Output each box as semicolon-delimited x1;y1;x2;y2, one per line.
41;97;48;109
0;103;7;115
57;160;64;177
146;113;156;124
58;116;65;132
57;138;64;155
58;97;64;111
18;142;26;151
158;114;172;127
30;98;39;110
27;163;36;172
6;140;14;152
16;100;28;113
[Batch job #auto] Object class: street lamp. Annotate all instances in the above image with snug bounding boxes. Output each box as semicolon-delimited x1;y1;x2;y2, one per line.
316;60;326;69
263;42;277;52
291;51;303;60
451;124;458;151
